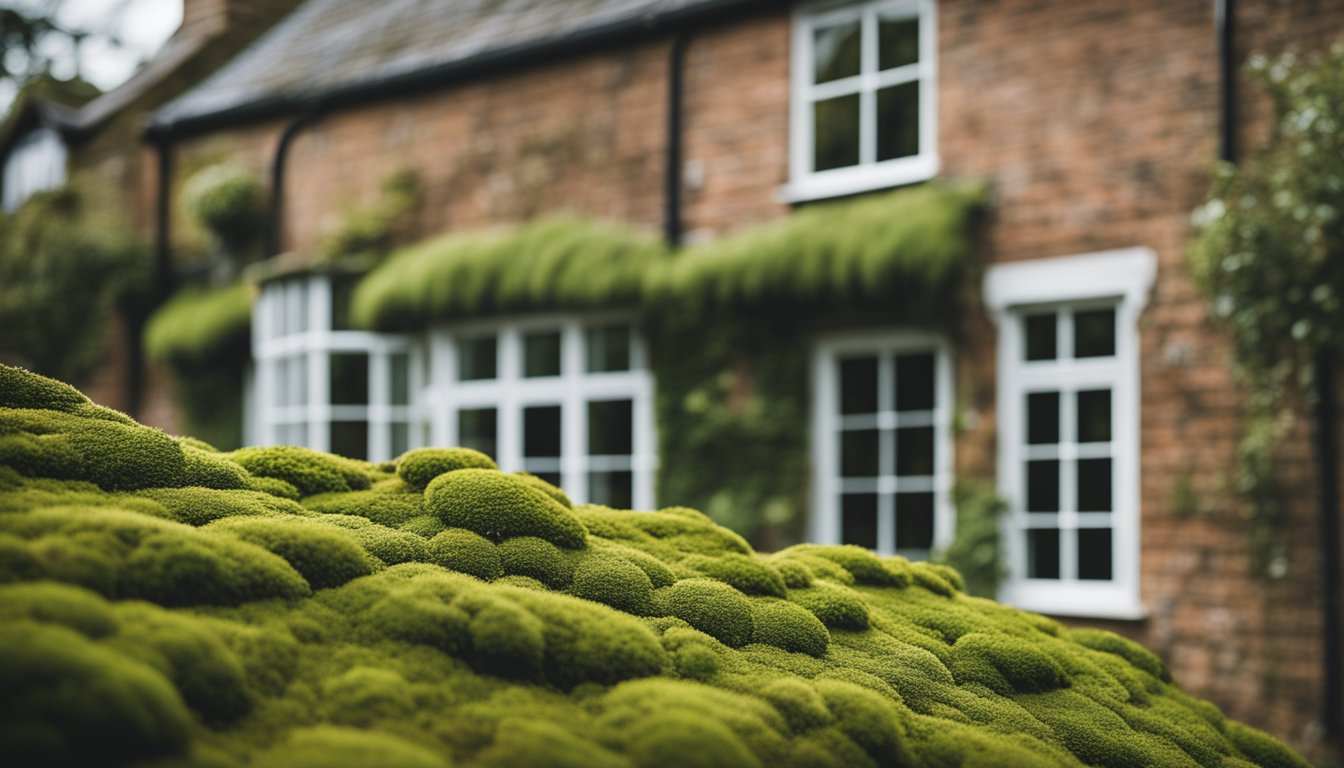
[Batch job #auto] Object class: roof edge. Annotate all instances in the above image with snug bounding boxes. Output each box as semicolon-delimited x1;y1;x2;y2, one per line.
145;0;777;140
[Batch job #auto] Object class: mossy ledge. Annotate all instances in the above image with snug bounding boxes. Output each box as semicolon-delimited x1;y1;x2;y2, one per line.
0;365;1307;767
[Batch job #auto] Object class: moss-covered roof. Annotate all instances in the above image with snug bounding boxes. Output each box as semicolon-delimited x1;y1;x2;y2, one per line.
143;281;253;366
352;183;987;332
0;364;1305;767
653;182;987;307
350;215;669;329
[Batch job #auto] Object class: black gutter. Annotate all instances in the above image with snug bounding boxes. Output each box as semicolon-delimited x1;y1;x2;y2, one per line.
1315;350;1342;739
145;0;776;141
268;109;322;257
1215;0;1236;163
664;32;691;249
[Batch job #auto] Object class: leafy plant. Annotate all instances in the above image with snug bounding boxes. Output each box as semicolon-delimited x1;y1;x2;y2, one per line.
1190;46;1344;578
182;164;266;259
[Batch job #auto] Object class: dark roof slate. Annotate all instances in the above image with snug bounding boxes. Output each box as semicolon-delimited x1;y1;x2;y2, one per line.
152;0;766;130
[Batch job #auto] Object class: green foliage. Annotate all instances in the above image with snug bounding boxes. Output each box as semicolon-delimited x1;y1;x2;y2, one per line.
652;182;986;307
0;186;149;383
143;282;253;448
397;446;498;490
182;164;266;255
351;215;669;329
937;482;1008;598
319;168;422;262
425;468;587;548
0;364;1309;768
1190;47;1344;578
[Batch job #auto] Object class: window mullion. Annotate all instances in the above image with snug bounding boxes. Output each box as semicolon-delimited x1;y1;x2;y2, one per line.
562;321;587;503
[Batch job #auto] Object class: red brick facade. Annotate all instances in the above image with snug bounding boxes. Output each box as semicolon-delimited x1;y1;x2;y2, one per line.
87;0;1344;757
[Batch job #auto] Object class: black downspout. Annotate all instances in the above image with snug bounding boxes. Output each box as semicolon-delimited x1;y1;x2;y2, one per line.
268;109;321;257
1316;349;1342;739
1216;0;1236;163
664;32;690;249
130;136;175;418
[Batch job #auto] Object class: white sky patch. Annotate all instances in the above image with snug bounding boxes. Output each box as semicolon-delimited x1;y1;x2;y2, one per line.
2;0;181;115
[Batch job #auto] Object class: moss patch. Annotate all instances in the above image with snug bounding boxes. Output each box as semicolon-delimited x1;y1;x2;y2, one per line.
0;363;1308;768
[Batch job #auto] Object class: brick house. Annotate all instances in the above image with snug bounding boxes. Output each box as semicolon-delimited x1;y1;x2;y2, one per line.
0;0;302;420
14;0;1342;757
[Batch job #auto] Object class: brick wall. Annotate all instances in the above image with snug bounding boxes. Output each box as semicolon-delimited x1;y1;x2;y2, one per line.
156;0;1344;755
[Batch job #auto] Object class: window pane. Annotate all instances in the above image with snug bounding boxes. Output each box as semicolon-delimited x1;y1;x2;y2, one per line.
813;20;861;83
840;429;879;478
588;399;633;456
876;81;920;161
1074;308;1116;358
1077;458;1112;512
1027;528;1061;579
389;352;410;406
878;13;920;70
329;353;369;405
1024;312;1057;361
1076;389;1111;443
894;353;935;411
534;472;562;487
458;336;497;381
895;426;934;477
1026;392;1060;445
839;356;878;415
841;493;878;549
331;275;356;331
390;422;409;457
1026;459;1060;512
524;331;562;378
275;360;289;407
523;405;562;458
291;356;307;406
1078;528;1113;581
330;421;368;460
459;407;497;457
895;491;934;552
586;324;631;373
588;470;633;509
814;93;860;171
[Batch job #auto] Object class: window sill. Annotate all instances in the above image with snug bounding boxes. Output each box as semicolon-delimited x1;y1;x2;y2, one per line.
779;154;939;204
999;582;1147;621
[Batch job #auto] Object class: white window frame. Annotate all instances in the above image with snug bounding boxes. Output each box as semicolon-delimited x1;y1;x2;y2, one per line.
810;330;955;556
783;0;939;203
422;312;657;511
251;274;420;462
984;247;1156;619
2;127;67;212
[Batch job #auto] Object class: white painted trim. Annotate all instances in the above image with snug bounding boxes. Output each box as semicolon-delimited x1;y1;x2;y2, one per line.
983;247;1157;314
985;247;1155;619
422;313;657;511
785;0;939;204
810;329;954;557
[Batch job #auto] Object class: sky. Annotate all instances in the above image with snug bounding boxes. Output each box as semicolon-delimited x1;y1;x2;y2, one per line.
1;0;182;115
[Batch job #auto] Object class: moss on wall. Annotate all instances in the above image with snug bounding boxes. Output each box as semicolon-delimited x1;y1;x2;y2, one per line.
0;363;1309;768
143;282;253;449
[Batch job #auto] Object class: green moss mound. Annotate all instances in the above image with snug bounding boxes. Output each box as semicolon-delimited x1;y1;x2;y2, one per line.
0;364;1308;768
397;447;498;490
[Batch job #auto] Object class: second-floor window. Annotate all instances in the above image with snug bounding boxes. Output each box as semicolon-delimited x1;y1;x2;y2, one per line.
788;0;938;202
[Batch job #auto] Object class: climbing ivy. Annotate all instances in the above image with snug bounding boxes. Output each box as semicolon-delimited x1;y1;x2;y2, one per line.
1189;47;1344;578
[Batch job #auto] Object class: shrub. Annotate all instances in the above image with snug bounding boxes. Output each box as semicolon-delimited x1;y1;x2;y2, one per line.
425;469;587;548
182;164;265;254
654;579;754;648
397;447;498;490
